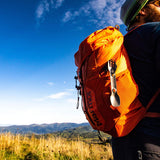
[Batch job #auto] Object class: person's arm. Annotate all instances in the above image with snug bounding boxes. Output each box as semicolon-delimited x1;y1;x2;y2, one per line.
154;38;160;85
153;24;160;86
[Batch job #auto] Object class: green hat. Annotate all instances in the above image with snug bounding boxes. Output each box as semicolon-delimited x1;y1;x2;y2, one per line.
121;0;149;26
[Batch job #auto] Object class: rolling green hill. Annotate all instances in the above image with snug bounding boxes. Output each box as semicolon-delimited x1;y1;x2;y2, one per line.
46;125;111;144
0;123;112;144
0;123;89;134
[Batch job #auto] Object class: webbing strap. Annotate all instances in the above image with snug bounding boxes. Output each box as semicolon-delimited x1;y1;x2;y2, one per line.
146;88;160;111
145;88;160;118
145;112;160;118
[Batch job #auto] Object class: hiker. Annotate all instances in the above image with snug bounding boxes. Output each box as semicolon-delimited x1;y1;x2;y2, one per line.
111;0;160;159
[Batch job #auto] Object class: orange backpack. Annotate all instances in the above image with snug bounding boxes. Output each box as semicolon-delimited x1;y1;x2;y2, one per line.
74;26;160;137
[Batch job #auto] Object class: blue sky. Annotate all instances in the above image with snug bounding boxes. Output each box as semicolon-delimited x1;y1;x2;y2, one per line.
0;0;126;125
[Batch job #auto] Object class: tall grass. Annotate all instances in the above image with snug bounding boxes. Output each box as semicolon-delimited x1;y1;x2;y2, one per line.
0;133;113;160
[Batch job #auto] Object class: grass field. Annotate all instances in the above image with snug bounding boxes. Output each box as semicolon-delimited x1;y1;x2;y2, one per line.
0;133;113;160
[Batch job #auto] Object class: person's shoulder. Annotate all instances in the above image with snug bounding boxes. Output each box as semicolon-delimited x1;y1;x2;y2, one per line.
140;22;160;31
131;22;160;39
125;22;160;42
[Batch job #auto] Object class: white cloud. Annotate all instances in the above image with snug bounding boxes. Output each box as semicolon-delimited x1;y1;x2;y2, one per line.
35;0;65;22
36;3;44;19
62;11;73;22
33;90;72;102
35;0;125;27
36;0;50;20
48;92;70;99
55;0;64;8
62;0;124;27
66;89;74;92
47;82;54;86
89;0;107;13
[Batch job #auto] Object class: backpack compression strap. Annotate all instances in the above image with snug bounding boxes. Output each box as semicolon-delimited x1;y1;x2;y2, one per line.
145;88;160;118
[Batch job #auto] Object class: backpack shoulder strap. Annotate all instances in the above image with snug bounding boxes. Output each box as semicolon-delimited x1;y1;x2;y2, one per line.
145;88;160;118
145;112;160;117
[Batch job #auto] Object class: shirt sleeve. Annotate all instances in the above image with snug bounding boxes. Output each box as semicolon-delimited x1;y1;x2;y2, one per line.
152;24;160;85
155;40;160;75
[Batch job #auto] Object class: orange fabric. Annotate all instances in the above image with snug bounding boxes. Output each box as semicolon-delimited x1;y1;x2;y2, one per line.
74;26;158;137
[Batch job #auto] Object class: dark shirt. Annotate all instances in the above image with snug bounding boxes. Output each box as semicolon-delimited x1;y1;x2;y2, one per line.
124;22;160;137
124;22;160;112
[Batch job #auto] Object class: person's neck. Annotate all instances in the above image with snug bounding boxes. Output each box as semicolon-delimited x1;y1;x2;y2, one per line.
128;21;145;31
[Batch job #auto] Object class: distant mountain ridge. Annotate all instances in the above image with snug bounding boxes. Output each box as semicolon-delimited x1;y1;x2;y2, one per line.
0;123;89;134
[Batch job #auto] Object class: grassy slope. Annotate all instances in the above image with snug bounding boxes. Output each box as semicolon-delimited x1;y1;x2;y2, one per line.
0;133;113;160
